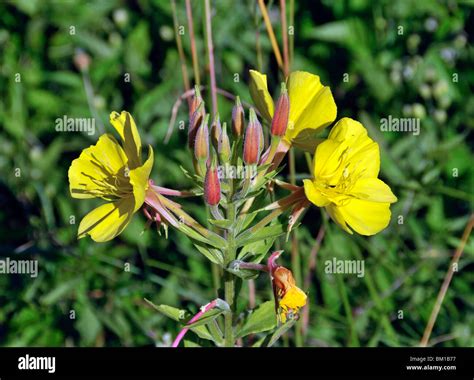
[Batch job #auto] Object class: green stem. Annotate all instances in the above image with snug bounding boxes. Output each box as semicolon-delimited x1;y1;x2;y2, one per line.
224;200;237;347
206;204;221;295
289;145;303;346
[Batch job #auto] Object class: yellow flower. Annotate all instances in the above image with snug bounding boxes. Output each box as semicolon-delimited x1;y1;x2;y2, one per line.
272;266;307;323
303;118;397;236
249;70;337;149
68;111;154;242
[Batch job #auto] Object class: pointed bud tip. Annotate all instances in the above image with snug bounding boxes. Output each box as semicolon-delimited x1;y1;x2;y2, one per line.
194;115;210;160
243;109;263;165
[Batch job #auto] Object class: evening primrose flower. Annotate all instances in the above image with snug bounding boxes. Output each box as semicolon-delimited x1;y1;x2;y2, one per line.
68;111;153;242
249;70;337;150
303;118;397;236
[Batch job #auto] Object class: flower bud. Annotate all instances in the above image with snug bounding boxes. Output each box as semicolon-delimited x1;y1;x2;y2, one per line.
189;86;203;118
194;115;209;161
73;48;91;72
210;113;222;151
204;157;221;206
218;122;231;163
232;96;245;137
270;83;289;137
188;102;205;149
243;108;263;165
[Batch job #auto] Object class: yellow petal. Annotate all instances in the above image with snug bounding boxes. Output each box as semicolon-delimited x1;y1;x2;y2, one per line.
349;141;380;179
69;134;127;199
338;198;393;236
313;138;347;183
350;178;397;203
329;118;380;178
280;286;307;310
110;111;142;169
285;71;337;142
325;203;353;234
329;117;367;142
249;70;274;123
303;179;329;207
129;145;154;212
78;197;135;242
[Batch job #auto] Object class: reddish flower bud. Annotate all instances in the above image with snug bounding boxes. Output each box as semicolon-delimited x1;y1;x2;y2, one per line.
243;108;263;165
204;158;221;206
232;96;245;137
194;115;209;161
210;113;222;151
189;86;203;118
270;83;289;137
188;102;205;149
218;122;231;163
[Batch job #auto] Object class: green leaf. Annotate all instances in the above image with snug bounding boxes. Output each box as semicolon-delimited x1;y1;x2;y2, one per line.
236;301;277;339
208;218;233;229
144;300;189;322
144;300;214;341
236;224;285;248
264;320;296;347
235;210;259;234
185;308;224;329
238;235;277;262
184;340;201;347
193;243;224;265
225;265;259;280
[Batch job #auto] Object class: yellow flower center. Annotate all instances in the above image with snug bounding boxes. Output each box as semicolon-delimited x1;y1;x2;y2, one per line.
83;156;132;200
313;144;368;207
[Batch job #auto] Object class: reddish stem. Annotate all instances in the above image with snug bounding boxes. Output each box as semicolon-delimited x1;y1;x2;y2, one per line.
171;299;218;347
204;0;218;115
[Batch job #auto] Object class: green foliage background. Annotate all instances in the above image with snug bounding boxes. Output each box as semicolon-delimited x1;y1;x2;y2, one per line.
0;0;472;347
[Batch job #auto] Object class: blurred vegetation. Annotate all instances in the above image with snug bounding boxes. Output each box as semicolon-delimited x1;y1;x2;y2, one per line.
0;0;473;347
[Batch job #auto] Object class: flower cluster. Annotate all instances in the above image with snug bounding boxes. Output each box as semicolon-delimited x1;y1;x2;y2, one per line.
67;68;397;346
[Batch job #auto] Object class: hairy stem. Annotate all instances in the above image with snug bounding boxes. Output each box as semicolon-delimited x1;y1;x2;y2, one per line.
288;133;303;346
224;201;237;347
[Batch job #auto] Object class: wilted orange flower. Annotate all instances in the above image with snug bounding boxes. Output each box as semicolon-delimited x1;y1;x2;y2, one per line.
268;251;307;323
